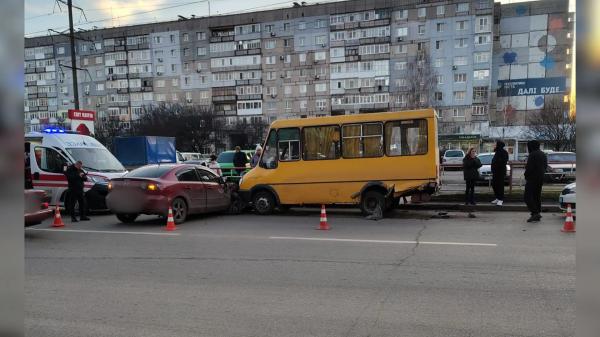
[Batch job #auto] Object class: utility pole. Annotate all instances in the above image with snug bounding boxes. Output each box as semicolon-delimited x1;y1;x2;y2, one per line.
67;0;79;109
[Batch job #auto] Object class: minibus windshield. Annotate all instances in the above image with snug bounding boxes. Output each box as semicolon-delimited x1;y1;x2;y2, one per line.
66;147;126;172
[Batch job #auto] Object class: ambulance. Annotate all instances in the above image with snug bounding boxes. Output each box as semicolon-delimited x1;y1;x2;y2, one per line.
25;128;128;211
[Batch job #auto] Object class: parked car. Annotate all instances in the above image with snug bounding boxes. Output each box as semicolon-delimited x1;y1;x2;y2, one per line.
25;189;53;226
546;152;576;182
476;152;512;184
217;150;254;181
559;182;576;212
106;164;233;224
442;149;465;170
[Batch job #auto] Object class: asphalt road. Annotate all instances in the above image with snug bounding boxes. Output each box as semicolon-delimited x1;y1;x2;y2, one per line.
25;208;575;337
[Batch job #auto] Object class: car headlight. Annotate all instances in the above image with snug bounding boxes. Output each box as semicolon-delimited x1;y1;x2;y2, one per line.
561;188;575;195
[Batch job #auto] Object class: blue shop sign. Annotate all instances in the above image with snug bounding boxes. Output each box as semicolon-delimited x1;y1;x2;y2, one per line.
497;77;566;97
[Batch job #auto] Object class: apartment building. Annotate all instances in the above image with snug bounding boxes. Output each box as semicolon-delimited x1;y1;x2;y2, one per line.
24;0;572;151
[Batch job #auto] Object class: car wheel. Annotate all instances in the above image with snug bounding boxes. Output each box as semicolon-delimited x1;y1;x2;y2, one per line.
171;197;188;224
116;213;138;223
253;190;275;215
360;190;386;216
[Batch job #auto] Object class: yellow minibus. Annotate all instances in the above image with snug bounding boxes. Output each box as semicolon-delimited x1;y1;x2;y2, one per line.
238;109;439;215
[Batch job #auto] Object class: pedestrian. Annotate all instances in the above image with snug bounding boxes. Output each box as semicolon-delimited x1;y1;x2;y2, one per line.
207;154;222;176
250;145;262;168
462;147;482;205
64;160;90;222
524;140;547;222
232;146;248;177
491;140;509;206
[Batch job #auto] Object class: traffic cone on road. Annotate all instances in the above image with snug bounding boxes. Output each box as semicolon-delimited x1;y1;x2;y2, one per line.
561;204;575;233
52;204;65;228
165;207;177;231
316;205;330;230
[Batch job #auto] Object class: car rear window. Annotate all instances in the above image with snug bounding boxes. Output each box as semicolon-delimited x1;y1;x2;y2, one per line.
548;153;575;162
125;165;173;178
445;150;464;158
478;155;492;165
217;152;234;163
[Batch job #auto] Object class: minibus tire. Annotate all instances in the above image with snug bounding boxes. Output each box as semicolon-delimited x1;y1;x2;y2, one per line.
360;190;386;216
253;190;275;215
116;213;138;223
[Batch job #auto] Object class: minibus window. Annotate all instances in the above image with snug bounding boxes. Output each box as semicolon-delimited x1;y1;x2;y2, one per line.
303;125;341;161
342;123;383;158
278;128;300;161
385;119;428;156
260;130;278;169
34;146;67;173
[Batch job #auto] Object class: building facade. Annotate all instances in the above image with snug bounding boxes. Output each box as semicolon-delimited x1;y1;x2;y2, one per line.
24;0;573;152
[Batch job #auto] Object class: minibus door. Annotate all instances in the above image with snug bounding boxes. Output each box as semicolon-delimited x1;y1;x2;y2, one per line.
30;145;71;206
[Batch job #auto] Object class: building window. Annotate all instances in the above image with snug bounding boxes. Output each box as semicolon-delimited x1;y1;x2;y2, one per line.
437;5;445;15
264;24;273;32
315;35;327;46
457;3;469;12
314;51;327;61
453;56;468;66
453;91;466;101
197;47;207;56
299;53;306;62
472;105;487;115
396;9;408;20
417;42;426;51
456;20;467;30
397;27;408;37
418;7;426;18
298;22;306;30
452;108;465;117
434;58;443;67
418;25;426;35
436;23;444;32
477;17;490;32
265;40;276;49
435;40;443;49
435;92;443;101
454;73;467;83
395;45;407;54
474;52;490;63
284;39;291;47
436;75;444;84
473;86;489;100
455;38;468;48
196;32;206;40
283;22;290;31
473;69;489;80
183;33;189;42
474;34;491;45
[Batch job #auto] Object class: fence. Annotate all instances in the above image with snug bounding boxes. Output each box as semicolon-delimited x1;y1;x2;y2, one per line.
440;161;576;193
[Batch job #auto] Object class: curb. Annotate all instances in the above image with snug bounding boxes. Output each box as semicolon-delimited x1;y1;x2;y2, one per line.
399;203;562;213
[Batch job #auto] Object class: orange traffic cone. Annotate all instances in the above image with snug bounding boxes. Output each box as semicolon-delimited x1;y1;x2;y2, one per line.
561;204;575;233
165;207;176;231
316;205;330;230
52;204;65;228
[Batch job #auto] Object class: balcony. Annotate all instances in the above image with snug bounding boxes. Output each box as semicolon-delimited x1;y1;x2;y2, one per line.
237;94;262;101
210;35;235;43
234;48;261;56
212;95;236;102
359;36;391;45
236;79;261;86
359;18;390;28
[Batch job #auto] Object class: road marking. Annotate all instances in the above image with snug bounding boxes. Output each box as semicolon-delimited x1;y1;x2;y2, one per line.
269;236;497;247
26;228;180;236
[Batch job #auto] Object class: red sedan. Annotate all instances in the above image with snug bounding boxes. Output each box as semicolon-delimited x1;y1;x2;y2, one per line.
25;189;53;226
106;164;232;224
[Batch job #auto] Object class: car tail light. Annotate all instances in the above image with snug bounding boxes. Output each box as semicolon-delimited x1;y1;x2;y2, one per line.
141;182;160;191
107;182;113;190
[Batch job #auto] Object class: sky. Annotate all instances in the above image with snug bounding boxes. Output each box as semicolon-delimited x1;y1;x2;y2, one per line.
25;0;576;37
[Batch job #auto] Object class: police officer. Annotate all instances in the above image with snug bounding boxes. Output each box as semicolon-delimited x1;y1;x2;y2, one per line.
65;160;90;222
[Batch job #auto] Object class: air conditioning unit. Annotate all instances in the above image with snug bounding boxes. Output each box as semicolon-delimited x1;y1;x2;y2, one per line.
157;72;163;75
320;107;324;111
279;55;285;60
96;103;101;107
158;58;163;62
321;43;326;47
270;32;276;37
315;75;320;80
84;91;90;95
196;69;202;73
186;98;192;103
452;65;458;70
271;93;277;98
280;74;285;78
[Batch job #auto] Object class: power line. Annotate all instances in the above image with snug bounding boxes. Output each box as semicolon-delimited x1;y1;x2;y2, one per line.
26;0;210;36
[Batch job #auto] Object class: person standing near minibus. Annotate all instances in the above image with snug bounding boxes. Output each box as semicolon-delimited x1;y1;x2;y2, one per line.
207;154;222;176
65;160;90;222
491;140;509;206
250;146;262;168
524;140;547;222
463;148;482;205
233;146;248;177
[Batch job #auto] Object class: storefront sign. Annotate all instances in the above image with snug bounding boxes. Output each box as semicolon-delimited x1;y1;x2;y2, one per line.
67;109;96;135
497;77;566;97
68;109;95;121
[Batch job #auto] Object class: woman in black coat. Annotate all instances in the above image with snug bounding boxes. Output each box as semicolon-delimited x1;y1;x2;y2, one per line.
463;147;482;205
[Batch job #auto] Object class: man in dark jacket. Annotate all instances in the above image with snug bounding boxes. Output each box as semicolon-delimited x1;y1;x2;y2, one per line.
232;146;248;177
65;160;90;222
524;140;547;222
463;148;482;205
491;140;509;206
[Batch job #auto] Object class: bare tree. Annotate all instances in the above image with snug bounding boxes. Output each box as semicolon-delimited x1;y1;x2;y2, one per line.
526;97;576;151
230;116;269;148
403;48;438;109
94;117;130;151
133;103;224;153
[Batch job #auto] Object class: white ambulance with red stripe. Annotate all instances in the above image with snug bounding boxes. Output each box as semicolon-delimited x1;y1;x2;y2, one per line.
25;129;127;211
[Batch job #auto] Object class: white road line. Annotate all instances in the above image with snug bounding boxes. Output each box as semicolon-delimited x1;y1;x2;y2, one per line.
26;228;180;236
269;236;497;247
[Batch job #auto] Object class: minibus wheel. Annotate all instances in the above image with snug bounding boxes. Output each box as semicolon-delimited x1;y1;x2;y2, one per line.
253;190;275;215
360;190;385;216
